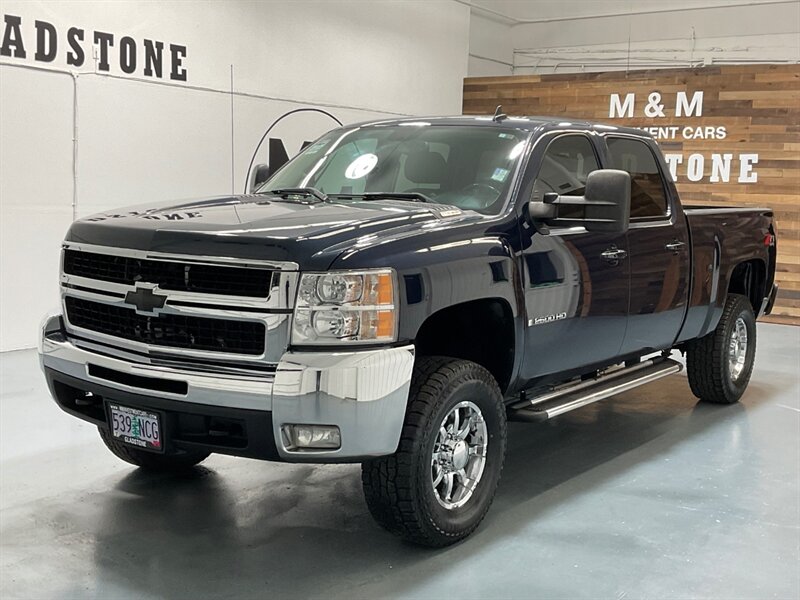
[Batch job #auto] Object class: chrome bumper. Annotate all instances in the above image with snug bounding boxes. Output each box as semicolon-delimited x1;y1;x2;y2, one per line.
39;314;414;462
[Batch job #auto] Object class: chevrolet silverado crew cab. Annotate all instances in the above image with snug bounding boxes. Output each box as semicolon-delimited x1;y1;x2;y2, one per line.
40;114;778;547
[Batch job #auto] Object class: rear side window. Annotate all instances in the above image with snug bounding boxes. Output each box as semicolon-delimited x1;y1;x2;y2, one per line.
606;138;669;218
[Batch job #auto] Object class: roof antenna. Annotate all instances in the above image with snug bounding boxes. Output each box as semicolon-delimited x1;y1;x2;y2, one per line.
492;105;507;122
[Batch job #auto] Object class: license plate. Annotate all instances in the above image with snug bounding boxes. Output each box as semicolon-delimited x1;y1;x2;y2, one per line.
108;403;163;452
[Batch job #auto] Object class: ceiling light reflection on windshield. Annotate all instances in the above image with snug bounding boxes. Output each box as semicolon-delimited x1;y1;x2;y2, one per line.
509;141;526;160
345;153;378;179
300;129;359;187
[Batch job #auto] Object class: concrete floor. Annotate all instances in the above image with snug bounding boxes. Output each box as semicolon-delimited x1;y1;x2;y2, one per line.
1;323;798;599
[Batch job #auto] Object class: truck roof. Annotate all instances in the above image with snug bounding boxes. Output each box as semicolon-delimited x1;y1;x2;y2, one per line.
348;115;652;139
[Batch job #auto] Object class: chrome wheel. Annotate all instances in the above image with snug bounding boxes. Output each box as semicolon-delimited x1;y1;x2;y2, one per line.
431;400;488;510
728;316;748;381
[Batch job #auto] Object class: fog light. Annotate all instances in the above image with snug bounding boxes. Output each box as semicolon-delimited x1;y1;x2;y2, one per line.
283;424;341;450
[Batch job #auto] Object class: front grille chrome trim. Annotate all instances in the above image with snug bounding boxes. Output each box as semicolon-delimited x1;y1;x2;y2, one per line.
62;241;300;271
61;273;296;311
68;333;278;377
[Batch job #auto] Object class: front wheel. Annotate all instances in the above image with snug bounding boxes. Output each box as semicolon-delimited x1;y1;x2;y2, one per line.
686;293;757;404
361;357;507;547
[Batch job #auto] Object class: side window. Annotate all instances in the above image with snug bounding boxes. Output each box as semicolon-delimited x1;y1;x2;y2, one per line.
606;137;668;219
532;135;599;219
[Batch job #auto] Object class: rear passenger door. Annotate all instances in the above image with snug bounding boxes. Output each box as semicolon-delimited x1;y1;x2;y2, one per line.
604;136;690;355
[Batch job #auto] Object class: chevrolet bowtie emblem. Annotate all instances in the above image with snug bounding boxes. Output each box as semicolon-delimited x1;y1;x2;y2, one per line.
125;284;167;315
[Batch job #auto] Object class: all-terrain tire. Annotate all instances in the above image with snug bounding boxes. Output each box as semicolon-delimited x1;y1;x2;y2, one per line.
99;427;210;471
361;356;507;547
686;293;757;404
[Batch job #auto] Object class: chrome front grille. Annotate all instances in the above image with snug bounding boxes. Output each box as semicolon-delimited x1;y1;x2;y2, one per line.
59;243;299;370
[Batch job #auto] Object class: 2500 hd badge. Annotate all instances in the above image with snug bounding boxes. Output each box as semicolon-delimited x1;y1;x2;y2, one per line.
40;114;777;546
532;312;567;325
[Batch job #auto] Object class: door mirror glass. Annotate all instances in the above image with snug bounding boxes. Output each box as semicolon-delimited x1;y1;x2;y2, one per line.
249;164;272;193
528;169;630;234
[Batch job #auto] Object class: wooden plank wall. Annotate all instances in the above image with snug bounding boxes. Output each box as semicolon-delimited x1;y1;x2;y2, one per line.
463;65;800;325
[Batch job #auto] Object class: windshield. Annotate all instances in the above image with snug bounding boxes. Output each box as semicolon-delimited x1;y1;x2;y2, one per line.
259;124;529;215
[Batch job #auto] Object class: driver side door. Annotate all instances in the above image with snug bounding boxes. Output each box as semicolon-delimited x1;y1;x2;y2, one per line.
518;133;630;384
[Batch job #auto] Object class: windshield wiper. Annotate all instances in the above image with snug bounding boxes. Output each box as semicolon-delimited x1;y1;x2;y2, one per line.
265;187;329;202
328;192;435;204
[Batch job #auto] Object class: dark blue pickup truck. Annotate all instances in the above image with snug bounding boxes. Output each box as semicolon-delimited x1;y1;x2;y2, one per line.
40;115;777;546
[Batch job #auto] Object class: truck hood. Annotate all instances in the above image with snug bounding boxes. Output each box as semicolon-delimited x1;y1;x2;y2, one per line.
66;194;481;270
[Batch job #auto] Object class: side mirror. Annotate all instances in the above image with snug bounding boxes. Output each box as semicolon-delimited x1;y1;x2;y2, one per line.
528;169;631;235
248;164;272;193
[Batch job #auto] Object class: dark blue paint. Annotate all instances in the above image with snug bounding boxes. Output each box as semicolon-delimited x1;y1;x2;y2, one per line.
64;116;776;399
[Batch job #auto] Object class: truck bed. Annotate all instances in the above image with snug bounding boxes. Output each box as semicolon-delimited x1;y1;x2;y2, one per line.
678;205;775;344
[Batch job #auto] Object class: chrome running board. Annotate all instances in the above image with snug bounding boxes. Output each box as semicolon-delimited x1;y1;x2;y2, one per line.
509;358;683;422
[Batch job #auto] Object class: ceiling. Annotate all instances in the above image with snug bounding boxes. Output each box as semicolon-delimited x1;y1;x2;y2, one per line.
464;0;795;23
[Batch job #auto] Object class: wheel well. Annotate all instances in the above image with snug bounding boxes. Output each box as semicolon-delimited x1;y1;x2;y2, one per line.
413;299;515;393
728;259;766;313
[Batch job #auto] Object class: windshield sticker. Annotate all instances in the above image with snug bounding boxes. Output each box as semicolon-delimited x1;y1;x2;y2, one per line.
345;153;379;179
491;167;510;182
305;140;329;154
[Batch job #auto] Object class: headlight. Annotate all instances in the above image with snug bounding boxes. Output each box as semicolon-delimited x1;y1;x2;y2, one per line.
292;269;397;345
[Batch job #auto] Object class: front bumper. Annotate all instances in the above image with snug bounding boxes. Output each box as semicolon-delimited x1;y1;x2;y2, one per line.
40;315;414;462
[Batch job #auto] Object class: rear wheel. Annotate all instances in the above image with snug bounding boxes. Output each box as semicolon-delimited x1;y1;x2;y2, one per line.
99;427;210;471
361;357;507;547
686;293;757;404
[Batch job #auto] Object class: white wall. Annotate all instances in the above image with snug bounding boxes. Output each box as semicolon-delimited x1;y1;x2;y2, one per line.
0;0;470;351
0;67;76;353
467;13;513;76
467;0;800;75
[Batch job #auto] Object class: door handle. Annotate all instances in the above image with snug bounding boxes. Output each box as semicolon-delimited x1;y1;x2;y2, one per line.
665;240;686;254
600;247;628;264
